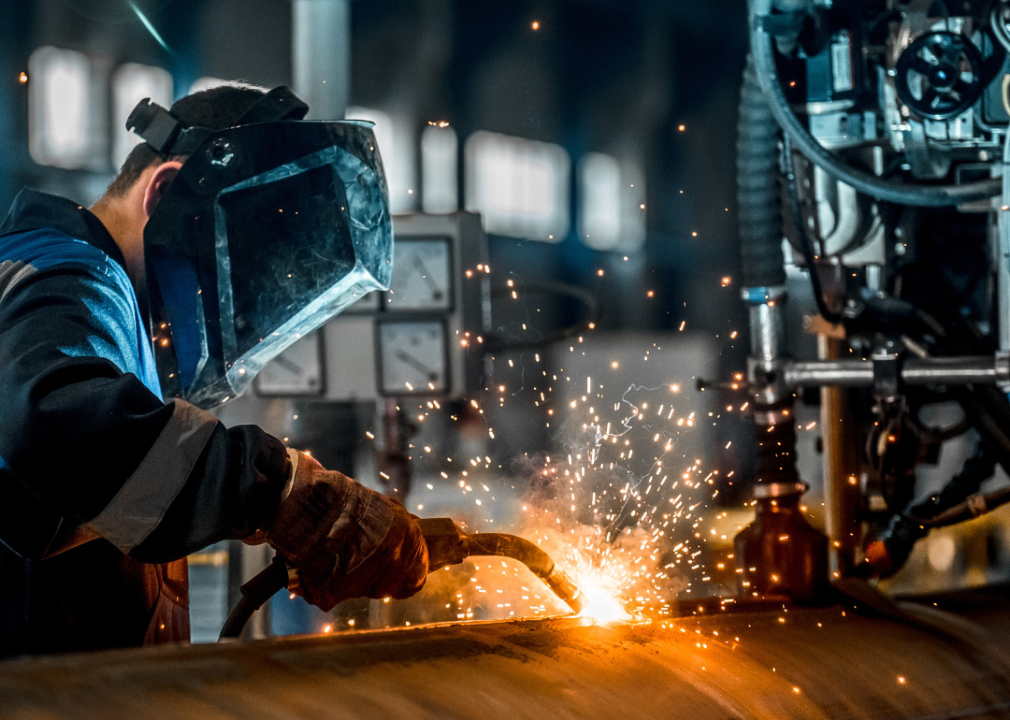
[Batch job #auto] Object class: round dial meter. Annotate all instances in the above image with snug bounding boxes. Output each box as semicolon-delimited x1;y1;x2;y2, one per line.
377;320;448;395
385;237;452;311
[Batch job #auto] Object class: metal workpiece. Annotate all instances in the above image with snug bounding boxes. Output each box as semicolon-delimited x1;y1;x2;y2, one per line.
6;589;1010;720
783;354;1010;388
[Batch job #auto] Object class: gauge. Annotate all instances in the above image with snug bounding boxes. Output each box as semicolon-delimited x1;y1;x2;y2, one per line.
255;331;324;396
377;320;448;395
385;237;452;311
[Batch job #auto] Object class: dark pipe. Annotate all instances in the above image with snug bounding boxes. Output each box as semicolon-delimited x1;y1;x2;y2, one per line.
738;53;786;290
752;403;801;485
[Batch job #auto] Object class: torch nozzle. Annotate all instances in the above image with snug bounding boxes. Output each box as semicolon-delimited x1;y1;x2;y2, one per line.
418;517;586;615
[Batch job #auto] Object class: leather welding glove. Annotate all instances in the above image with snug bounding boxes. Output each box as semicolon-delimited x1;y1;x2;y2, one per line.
248;449;428;611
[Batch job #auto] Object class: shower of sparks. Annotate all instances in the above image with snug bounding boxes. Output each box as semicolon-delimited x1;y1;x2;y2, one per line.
313;268;792;633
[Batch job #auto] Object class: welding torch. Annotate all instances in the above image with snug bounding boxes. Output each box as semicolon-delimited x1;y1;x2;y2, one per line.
219;517;585;640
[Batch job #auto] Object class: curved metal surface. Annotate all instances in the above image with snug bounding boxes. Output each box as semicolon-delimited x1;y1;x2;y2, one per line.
3;588;1010;720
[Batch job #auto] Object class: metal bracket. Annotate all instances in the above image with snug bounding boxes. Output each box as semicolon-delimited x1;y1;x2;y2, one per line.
871;350;902;400
996;349;1010;390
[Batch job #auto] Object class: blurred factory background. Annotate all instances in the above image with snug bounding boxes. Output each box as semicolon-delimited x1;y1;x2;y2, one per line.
5;0;1008;647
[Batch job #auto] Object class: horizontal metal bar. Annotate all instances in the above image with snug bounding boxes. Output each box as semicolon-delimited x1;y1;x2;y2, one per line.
783;355;1009;388
783;361;873;387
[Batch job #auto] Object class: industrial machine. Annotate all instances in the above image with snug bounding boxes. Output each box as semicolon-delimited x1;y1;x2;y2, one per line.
734;0;1010;598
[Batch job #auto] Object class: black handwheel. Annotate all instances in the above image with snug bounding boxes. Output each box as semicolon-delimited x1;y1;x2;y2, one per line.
895;31;984;120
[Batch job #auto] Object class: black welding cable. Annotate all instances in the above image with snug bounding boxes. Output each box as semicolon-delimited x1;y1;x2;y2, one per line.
880;307;1010;529
747;0;1002;206
872;444;994;574
738;53;787;290
783;135;844;324
907;389;1010;528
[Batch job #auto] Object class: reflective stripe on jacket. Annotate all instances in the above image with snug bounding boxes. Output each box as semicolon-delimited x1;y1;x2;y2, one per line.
0;189;289;658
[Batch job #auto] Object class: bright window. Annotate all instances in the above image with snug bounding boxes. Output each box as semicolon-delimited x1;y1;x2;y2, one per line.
421;125;458;214
464;131;569;241
112;63;173;169
28;47;97;169
577;153;646;252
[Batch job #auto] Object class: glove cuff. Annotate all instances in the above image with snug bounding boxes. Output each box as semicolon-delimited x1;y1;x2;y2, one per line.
281;447;299;502
262;450;353;561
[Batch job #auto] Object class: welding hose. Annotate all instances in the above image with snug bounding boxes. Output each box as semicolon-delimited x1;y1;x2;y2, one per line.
747;0;1002;206
738;52;785;290
857;307;1010;575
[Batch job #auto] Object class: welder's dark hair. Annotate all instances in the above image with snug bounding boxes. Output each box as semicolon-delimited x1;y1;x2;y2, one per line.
105;84;267;197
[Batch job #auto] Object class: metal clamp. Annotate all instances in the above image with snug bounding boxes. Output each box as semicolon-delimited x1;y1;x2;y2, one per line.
871;350;902;400
753;481;808;499
996;350;1010;390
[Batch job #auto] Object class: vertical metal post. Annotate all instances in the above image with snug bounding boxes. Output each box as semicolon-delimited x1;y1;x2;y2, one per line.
819;334;861;576
998;129;1010;350
291;0;351;120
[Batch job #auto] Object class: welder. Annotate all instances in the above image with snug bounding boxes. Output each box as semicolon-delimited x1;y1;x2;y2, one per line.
0;84;428;657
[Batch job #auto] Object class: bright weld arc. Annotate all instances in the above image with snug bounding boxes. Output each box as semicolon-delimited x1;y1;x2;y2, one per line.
384;328;734;630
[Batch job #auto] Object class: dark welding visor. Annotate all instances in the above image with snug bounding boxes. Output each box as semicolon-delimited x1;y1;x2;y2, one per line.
138;99;392;408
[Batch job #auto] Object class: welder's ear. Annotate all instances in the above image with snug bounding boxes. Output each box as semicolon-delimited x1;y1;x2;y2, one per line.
143;161;184;218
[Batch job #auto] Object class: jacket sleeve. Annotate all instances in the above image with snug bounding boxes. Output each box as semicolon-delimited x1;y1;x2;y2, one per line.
0;260;290;563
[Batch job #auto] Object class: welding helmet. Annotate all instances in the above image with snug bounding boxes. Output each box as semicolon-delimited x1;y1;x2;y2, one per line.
128;86;393;408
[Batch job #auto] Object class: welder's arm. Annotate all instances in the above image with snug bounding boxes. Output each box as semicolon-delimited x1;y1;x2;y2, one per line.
0;265;289;562
245;450;428;611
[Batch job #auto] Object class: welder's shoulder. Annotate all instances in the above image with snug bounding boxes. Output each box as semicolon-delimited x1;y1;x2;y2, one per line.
0;228;131;302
